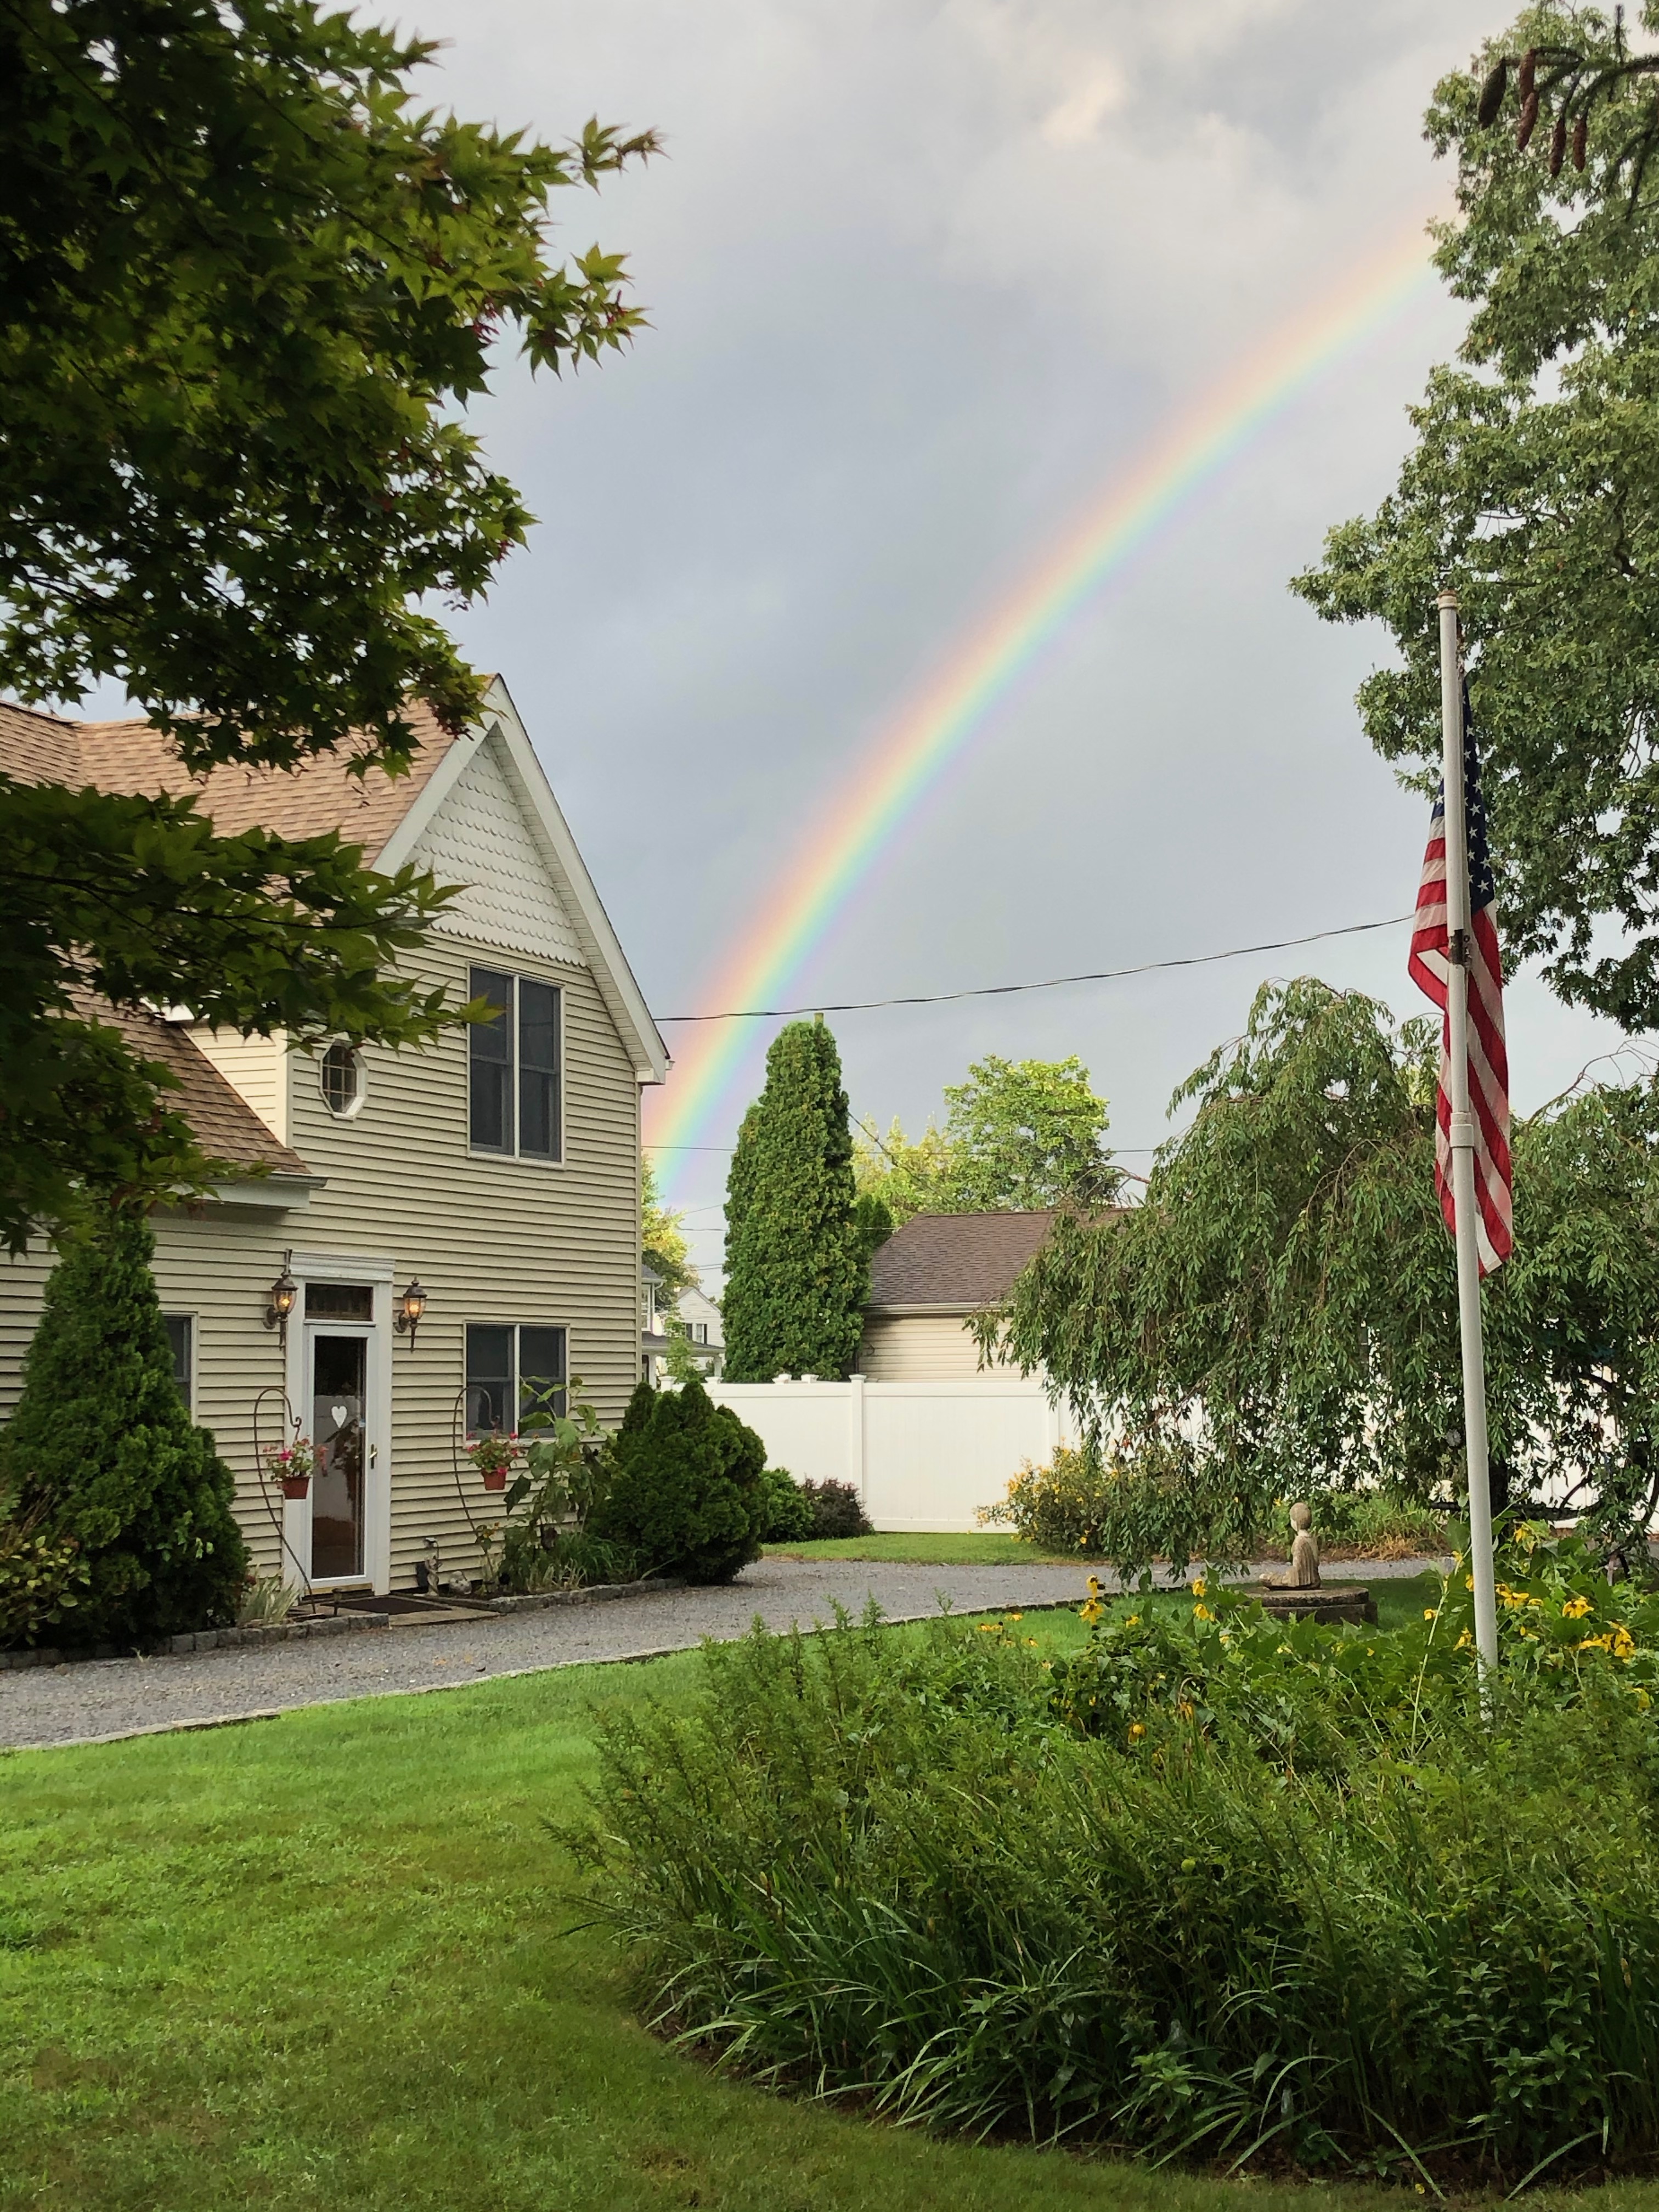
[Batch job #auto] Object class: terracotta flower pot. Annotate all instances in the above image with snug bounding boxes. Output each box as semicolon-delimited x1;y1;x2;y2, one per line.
281;1474;310;1500
479;1468;508;1492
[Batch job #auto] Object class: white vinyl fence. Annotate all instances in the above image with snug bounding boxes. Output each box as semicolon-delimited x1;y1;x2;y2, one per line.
708;1375;1077;1533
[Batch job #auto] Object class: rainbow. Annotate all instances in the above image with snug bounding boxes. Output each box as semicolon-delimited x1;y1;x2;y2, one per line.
648;218;1441;1189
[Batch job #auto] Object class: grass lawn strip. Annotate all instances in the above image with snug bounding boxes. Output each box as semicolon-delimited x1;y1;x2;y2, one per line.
2;1587;1594;2212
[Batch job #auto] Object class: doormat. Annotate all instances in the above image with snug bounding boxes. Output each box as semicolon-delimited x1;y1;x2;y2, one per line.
311;1590;500;1623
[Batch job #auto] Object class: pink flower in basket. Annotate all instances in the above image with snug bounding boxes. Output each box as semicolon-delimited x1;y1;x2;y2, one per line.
264;1436;318;1501
466;1431;521;1492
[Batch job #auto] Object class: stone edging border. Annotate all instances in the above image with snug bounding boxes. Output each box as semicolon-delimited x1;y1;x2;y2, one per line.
1;1610;390;1673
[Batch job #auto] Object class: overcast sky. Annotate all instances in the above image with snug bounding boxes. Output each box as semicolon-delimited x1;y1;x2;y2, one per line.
399;0;1628;1274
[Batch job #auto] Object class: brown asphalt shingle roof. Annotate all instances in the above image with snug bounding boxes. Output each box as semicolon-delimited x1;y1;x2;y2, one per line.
77;998;312;1181
866;1211;1063;1311
0;697;460;856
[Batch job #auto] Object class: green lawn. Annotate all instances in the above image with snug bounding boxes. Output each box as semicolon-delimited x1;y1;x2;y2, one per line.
764;1530;1093;1564
0;1584;1595;2212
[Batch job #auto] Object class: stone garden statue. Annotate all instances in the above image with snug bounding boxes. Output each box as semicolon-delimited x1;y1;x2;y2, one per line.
1264;1501;1321;1590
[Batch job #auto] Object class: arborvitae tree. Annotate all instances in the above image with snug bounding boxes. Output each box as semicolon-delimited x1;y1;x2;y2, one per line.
0;1209;247;1645
596;1377;767;1584
721;1017;866;1382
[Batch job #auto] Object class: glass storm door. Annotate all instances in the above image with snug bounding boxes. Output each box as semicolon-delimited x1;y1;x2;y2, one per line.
309;1332;368;1580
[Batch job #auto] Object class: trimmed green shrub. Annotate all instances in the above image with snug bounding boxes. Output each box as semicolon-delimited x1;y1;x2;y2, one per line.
0;1209;248;1646
722;1018;865;1382
595;1378;767;1584
578;1532;1659;2179
758;1466;815;1544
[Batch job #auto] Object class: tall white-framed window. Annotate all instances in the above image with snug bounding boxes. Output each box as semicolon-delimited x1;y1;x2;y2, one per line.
469;967;563;1161
464;1323;568;1434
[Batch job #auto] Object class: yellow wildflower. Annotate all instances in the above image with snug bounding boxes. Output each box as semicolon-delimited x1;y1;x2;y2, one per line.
1423;1609;1438;1621
1613;1625;1637;1662
1561;1595;1593;1620
977;1622;1001;1634
1176;1697;1195;1721
1191;1576;1208;1598
1125;1614;1141;1627
1006;1612;1023;1624
1455;1629;1474;1651
1079;1600;1103;1626
1193;1604;1216;1622
1128;1722;1147;1740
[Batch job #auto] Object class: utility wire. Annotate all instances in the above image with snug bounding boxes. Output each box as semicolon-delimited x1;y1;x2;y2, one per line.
654;911;1415;1024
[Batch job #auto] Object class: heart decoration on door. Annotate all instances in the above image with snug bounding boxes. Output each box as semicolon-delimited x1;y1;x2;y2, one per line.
330;1404;349;1427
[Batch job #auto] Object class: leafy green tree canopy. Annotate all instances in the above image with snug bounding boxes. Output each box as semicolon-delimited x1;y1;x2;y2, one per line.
1;0;654;1241
723;1018;865;1383
1294;2;1659;1030
855;1054;1119;1222
0;1207;249;1644
980;979;1659;1579
4;0;653;762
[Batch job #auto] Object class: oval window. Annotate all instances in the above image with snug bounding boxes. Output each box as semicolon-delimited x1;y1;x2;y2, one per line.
320;1041;364;1118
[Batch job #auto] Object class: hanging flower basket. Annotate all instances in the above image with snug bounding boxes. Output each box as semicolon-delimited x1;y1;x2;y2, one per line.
466;1432;520;1492
265;1435;318;1503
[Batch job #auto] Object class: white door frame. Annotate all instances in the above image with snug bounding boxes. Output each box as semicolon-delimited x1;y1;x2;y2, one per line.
281;1250;394;1594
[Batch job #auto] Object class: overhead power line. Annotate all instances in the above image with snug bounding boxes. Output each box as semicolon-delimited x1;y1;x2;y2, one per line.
653;912;1416;1024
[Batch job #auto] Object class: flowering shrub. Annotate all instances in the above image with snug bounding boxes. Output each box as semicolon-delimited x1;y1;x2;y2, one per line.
978;1444;1112;1551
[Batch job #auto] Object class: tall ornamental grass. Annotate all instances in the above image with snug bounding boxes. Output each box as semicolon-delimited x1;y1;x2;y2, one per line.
574;1544;1659;2183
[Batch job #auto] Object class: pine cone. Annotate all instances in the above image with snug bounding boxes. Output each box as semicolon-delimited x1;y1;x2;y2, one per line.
1518;48;1537;100
1517;90;1540;150
1476;60;1509;128
1573;109;1588;170
1550;113;1567;174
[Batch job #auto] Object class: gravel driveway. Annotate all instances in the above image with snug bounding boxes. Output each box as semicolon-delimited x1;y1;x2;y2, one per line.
0;1553;1446;1753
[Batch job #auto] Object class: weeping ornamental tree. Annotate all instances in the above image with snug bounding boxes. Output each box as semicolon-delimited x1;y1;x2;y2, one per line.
979;980;1659;1578
0;1209;247;1645
722;1018;866;1383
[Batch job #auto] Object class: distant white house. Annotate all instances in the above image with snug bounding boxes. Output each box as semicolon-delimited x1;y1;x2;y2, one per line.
640;1268;723;1385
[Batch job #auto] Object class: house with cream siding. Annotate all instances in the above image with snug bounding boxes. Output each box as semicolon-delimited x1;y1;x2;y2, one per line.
0;680;666;1597
857;1211;1061;1379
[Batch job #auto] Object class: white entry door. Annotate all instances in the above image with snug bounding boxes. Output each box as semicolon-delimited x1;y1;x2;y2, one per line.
308;1324;372;1582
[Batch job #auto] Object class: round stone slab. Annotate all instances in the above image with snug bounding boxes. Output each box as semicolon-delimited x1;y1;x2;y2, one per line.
1251;1585;1378;1626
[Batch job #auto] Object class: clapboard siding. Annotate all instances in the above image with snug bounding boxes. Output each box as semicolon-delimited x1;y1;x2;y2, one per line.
0;930;645;1592
858;1314;1016;1380
189;1029;289;1143
283;932;640;1586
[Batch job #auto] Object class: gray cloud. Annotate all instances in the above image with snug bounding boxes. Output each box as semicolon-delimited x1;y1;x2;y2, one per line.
399;0;1621;1263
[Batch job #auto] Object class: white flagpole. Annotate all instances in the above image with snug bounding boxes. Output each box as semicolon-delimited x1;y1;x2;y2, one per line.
1436;588;1500;1677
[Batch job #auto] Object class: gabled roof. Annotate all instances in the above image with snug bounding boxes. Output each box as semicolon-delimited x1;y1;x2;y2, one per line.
1;681;668;1085
866;1210;1063;1313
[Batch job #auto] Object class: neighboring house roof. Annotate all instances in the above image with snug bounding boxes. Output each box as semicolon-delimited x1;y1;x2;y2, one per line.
95;1001;316;1190
1;676;669;1086
865;1210;1062;1314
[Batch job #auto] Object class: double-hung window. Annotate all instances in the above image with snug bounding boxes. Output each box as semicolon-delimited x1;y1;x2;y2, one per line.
469;967;562;1160
464;1324;568;1435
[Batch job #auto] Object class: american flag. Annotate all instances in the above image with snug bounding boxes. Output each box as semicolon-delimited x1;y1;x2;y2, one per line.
1407;681;1513;1273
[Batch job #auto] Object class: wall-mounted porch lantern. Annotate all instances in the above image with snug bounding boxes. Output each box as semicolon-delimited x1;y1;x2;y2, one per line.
263;1255;298;1348
394;1277;427;1351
